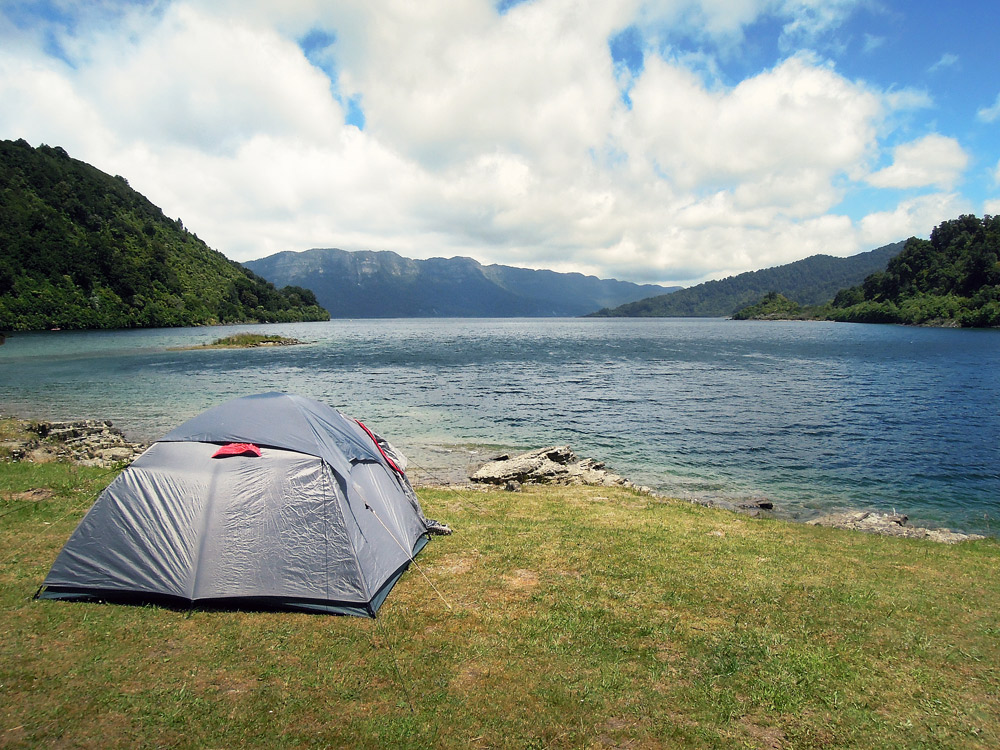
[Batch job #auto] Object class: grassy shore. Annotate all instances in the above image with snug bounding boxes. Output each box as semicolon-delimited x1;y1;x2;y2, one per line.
2;462;998;748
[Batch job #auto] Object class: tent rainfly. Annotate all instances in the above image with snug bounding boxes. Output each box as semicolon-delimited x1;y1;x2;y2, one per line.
37;393;436;617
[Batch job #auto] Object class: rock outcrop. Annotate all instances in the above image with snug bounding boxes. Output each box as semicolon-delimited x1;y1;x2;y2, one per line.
470;445;649;490
2;419;146;468
807;511;984;544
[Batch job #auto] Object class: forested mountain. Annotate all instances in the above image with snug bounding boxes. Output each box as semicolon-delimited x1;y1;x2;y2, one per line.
0;139;328;331
245;248;680;317
823;215;1000;326
588;242;903;317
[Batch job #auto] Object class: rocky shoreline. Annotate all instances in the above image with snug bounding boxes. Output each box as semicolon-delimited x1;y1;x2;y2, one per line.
1;417;147;468
1;423;986;544
469;445;986;544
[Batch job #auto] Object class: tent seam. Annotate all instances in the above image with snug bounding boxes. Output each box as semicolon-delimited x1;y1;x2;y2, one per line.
328;462;373;605
189;449;222;602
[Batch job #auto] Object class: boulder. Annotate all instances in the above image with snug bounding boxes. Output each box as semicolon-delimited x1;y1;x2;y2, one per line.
470;445;638;489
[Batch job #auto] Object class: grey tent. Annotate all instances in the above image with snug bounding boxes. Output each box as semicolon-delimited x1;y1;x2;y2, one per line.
37;393;433;617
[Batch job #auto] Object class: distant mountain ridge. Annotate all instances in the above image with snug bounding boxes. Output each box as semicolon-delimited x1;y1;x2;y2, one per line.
245;248;680;317
588;242;904;318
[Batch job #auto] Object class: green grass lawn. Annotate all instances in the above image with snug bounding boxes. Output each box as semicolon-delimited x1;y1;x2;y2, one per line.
2;462;998;748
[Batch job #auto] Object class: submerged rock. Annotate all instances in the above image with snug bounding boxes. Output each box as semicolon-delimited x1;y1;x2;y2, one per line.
807;511;985;544
689;496;775;518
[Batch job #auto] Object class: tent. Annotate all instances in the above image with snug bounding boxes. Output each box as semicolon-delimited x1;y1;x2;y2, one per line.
37;392;435;617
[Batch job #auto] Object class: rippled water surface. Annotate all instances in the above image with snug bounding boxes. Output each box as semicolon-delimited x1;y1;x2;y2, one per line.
2;318;998;534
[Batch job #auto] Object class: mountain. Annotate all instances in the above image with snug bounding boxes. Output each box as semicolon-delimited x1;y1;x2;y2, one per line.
823;215;1000;327
0;139;328;331
244;248;680;317
588;242;904;317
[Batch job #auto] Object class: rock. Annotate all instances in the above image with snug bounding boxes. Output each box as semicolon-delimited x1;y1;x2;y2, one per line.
3;418;146;468
807;511;985;544
689;496;775;517
504;480;522;492
425;519;453;536
470;445;636;489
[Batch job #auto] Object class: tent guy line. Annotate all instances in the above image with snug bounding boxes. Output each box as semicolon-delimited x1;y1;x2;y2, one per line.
365;501;453;611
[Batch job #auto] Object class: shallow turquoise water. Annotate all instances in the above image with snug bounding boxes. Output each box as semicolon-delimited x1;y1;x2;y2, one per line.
2;318;998;534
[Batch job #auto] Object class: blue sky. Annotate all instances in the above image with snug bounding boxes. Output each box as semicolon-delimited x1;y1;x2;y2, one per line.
0;0;997;285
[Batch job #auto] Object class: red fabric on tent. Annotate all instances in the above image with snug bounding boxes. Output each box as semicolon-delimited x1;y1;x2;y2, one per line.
354;420;404;477
211;443;262;458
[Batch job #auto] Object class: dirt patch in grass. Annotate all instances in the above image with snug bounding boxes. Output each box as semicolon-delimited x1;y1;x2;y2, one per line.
503;568;539;589
451;662;492;692
738;716;788;749
432;550;481;576
8;487;55;502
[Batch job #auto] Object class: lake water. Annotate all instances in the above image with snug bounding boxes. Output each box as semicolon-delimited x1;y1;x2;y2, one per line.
1;318;998;535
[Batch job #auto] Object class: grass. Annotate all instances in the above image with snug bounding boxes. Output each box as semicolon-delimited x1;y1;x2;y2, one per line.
2;464;999;748
0;417;34;461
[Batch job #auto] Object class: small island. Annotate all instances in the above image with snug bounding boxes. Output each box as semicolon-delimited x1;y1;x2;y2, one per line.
730;292;808;320
173;333;306;350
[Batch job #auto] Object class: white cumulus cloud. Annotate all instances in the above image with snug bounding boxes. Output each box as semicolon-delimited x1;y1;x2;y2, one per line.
859;193;972;247
0;0;961;285
866;134;969;190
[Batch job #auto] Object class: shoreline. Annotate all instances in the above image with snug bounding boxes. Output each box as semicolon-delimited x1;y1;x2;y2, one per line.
1;414;989;544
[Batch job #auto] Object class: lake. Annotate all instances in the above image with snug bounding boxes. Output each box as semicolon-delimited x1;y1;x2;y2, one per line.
1;318;998;535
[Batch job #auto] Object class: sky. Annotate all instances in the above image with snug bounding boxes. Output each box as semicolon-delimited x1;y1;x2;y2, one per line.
1;0;998;286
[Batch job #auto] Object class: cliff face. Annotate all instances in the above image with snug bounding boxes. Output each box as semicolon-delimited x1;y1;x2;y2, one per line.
245;248;680;317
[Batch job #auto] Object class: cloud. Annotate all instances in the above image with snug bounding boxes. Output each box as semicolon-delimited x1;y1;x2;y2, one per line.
862;33;884;53
978;92;1000;123
928;53;959;73
633;0;864;48
626;53;882;192
81;5;345;153
0;0;954;286
859;193;972;247
866;134;969;190
776;0;863;43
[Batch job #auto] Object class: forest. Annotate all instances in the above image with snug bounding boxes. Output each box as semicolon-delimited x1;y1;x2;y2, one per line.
823;214;1000;327
0;139;328;331
732;215;1000;327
